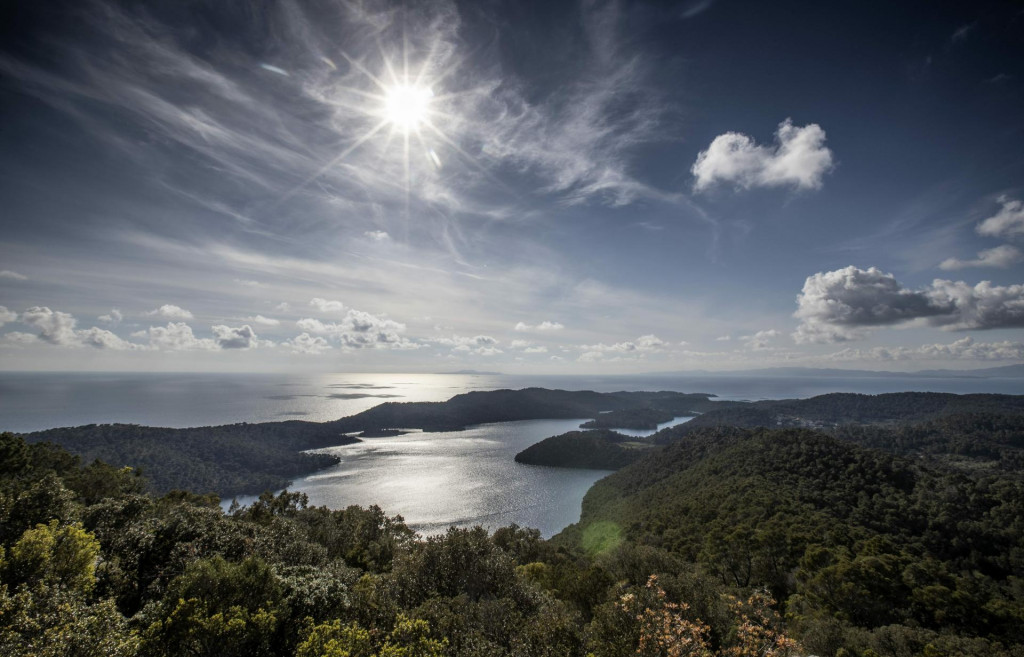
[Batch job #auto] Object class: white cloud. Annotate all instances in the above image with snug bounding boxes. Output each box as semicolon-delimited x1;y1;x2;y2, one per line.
21;306;83;346
692;119;834;192
297;308;415;350
234;278;264;287
927;279;1024;330
309;298;345;313
514;321;565;332
1;331;38;346
246;314;281;327
524;346;548;353
283;332;331;354
0;306;17;327
827;336;1024;362
578;333;667;360
0;270;28;281
794;266;1024;342
741;329;781;350
940;245;1022;270
98;309;123;325
715;335;732;342
21;306;139;350
211;324;261;349
76;327;138;350
976;196;1024;239
364;230;390;241
274;302;292;312
434;334;501;355
509;339;533;349
144;322;218;351
148;304;194;320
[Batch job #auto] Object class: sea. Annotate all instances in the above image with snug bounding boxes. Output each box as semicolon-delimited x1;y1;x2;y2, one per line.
1;371;1021;537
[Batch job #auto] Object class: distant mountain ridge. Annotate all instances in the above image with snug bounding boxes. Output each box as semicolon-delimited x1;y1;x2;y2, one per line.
647;364;1024;378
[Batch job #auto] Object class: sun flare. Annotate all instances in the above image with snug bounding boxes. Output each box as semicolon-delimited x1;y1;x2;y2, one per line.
383;83;434;132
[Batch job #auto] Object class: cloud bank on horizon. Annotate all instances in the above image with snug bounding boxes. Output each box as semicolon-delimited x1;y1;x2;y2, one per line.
0;0;1022;372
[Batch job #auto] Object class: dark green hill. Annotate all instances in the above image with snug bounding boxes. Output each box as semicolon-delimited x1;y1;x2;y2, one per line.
328;388;723;433
22;421;353;496
557;425;1024;652
514;430;653;470
652;391;1024;443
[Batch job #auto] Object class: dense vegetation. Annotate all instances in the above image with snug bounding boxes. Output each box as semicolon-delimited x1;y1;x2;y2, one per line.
580;408;676;430
23;422;352;497
558;420;1024;655
667;392;1024;439
0;432;797;657
514;430;653;470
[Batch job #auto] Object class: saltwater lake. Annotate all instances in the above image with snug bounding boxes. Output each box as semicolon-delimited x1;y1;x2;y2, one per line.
2;370;1021;536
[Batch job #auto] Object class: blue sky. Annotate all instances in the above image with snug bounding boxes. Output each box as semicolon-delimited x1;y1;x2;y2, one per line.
1;0;1023;372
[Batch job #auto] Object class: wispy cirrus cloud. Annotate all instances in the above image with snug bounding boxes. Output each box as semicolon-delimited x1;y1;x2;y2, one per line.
940;244;1022;270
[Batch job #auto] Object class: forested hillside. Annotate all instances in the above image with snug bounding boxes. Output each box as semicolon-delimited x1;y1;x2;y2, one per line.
23;421;352;496
558;425;1024;655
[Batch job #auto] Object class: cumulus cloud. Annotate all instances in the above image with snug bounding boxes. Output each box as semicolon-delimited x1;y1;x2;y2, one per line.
741;329;781;350
1;331;37;346
927;279;1024;330
98;309;123;325
0;270;28;281
76;327;139;350
794;266;1024;342
976;196;1024;239
143;322;217;350
364;230;390;241
827;336;1024;362
514;321;565;332
692;119;834;192
578;334;667;360
148;304;194;320
309;298;345;313
21;306;138;349
434;334;502;355
21;306;85;346
297;309;415;350
0;306;17;327
283;332;331;354
212;324;262;349
940;245;1022;270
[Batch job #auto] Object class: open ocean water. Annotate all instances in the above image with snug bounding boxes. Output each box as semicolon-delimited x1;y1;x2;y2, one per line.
1;371;1020;536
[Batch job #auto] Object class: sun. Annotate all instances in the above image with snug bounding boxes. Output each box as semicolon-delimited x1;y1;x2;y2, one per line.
383;83;434;133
